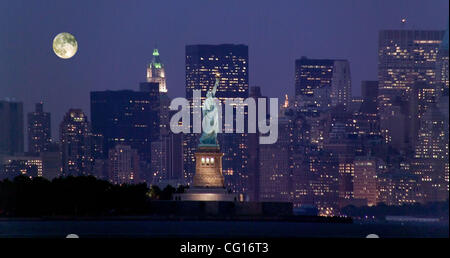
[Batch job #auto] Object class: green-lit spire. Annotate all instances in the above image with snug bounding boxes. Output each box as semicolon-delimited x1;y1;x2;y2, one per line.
150;48;162;69
146;46;167;93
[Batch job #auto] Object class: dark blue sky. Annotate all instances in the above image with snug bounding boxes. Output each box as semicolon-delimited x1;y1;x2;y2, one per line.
0;0;448;139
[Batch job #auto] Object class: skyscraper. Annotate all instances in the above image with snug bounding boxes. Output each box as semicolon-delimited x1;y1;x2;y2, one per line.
184;44;249;196
247;86;268;201
353;156;381;206
295;57;351;111
143;49;183;186
90;89;160;182
360;81;379;114
151;131;184;186
324;106;359;208
378;30;444;102
140;82;171;137
258;116;291;202
27;102;51;154
436;21;449;92
40;143;62;180
60;109;92;176
147;48;167;93
90;90;159;158
378;171;421;206
186;45;249;99
144;47;170;138
354;81;381;138
259;144;290;202
412;101;449;202
378;30;445;149
108;144;140;185
295;151;340;216
0;100;24;156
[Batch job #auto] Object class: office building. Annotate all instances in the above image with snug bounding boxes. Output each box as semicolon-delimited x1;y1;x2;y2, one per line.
295;57;351;110
353;156;383;206
90;90;160;182
27;102;51;154
246;86;268;201
353;81;381;138
40;143;62;180
108;144;140;185
378;171;421;206
140;82;171;137
295;151;340;216
412;100;449;202
0;155;42;179
258;116;292;202
60;109;92;176
151;131;184;187
147;48;167;93
0;100;24;155
436;22;449;93
378;29;445;149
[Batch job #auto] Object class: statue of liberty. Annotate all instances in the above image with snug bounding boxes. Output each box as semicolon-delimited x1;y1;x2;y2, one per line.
199;75;220;146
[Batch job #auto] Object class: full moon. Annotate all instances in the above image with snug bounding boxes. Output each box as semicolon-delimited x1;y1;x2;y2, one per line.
53;32;78;59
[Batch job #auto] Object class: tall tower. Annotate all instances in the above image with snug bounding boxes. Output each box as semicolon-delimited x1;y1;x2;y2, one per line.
0;99;24;155
436;20;449;92
108;144;140;185
90;90;160;183
247;86;268;201
259;115;291;202
27;102;51;154
412;101;449;202
147;48;167;93
295;57;351;111
60;109;92;176
378;30;444;104
377;30;445;151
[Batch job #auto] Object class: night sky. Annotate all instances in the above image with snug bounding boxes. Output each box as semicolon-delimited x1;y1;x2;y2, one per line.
0;0;448;141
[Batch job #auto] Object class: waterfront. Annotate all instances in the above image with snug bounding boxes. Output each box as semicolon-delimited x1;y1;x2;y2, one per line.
0;219;447;238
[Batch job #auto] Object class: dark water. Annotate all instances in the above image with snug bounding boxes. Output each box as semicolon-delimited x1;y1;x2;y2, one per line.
0;220;447;238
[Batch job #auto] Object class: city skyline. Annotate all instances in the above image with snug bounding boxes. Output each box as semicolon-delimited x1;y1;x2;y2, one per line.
0;0;449;219
1;0;448;140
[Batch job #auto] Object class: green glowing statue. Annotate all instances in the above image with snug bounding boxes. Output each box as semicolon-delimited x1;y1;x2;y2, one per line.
199;75;220;147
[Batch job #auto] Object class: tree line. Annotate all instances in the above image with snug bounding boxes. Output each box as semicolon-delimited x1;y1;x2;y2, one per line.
0;175;186;217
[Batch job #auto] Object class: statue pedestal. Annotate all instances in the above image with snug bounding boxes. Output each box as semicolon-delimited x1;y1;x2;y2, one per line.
193;145;224;187
174;145;238;202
